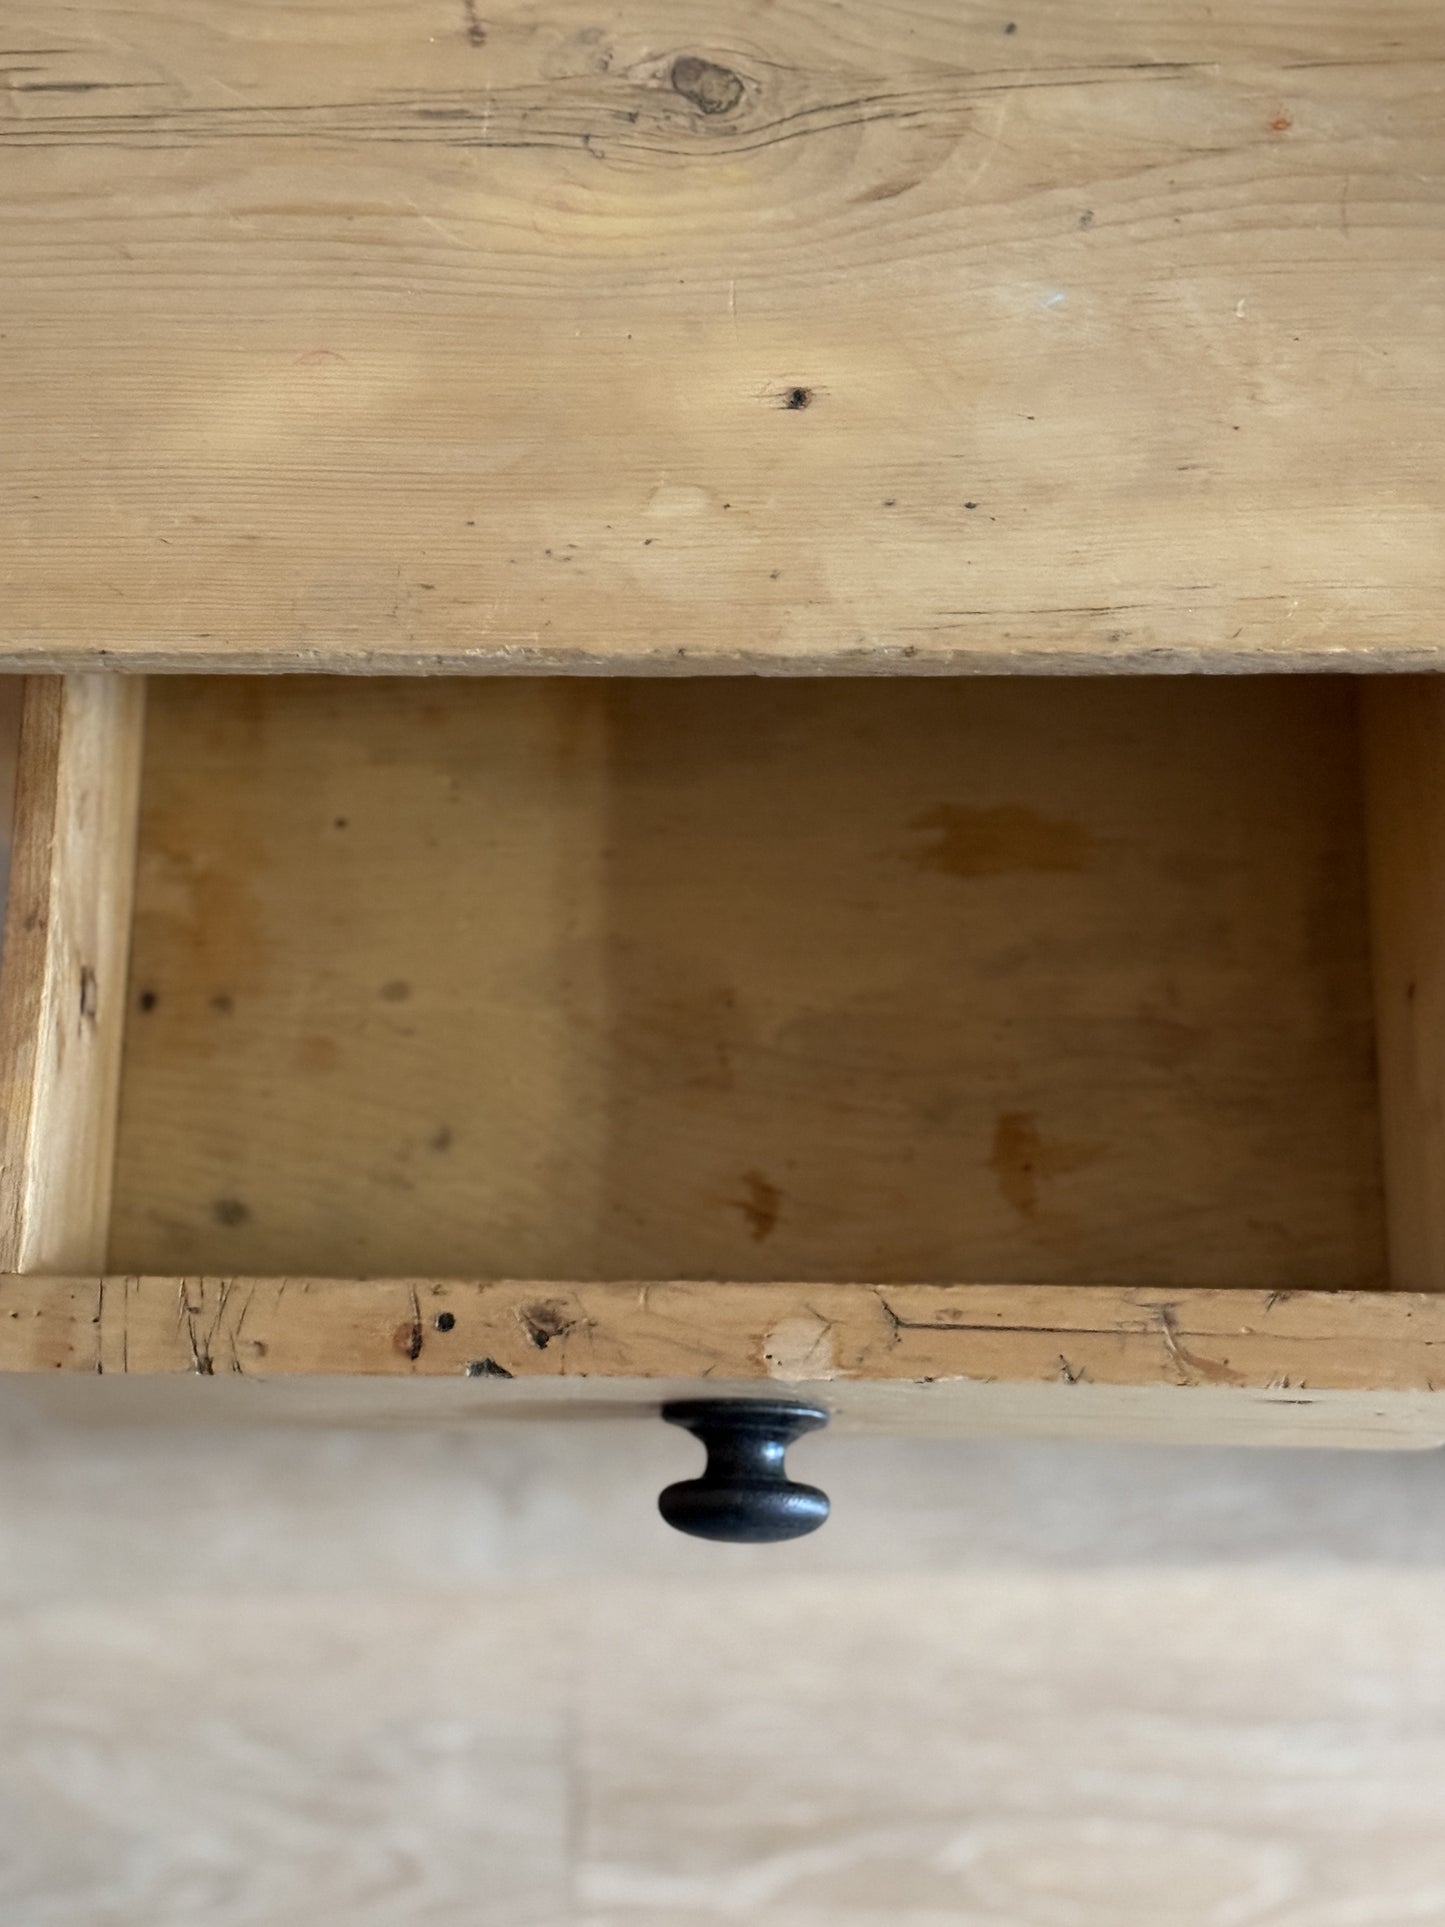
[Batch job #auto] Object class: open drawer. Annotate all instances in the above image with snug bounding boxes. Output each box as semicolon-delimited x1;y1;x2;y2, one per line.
4;672;1445;1447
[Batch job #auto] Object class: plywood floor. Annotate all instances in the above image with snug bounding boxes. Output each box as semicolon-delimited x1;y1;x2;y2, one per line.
112;677;1383;1287
2;1394;1445;1925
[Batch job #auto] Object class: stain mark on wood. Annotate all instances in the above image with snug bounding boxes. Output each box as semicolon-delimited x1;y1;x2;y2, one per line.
990;1112;1102;1218
735;1170;782;1243
909;804;1091;879
296;1035;338;1074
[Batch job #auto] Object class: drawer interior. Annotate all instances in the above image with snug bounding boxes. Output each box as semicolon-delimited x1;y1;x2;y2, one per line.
103;676;1385;1289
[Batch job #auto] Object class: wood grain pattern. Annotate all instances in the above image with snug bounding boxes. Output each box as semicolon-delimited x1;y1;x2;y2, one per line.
0;678;146;1272
1364;679;1445;1293
109;677;1384;1287
12;1275;1445;1445
14;1575;1445;1927
578;1573;1445;1926
0;1592;574;1925
8;1275;1445;1390
7;1421;1445;1925
24;1366;1445;1451
0;681;23;935
2;0;1443;671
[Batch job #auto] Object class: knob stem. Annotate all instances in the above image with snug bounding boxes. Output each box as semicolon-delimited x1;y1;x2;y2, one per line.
659;1398;830;1543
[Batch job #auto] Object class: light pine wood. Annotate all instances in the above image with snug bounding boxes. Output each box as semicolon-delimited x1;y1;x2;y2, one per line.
579;1574;1445;1923
5;1405;1445;1927
5;1274;1442;1387
110;677;1383;1287
2;0;1443;672
8;1560;1445;1927
0;680;24;924
26;1367;1445;1450
0;678;146;1272
7;1275;1445;1446
1364;680;1445;1293
14;1565;1445;1924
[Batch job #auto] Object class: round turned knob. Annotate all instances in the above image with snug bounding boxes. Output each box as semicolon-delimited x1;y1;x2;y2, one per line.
659;1398;830;1543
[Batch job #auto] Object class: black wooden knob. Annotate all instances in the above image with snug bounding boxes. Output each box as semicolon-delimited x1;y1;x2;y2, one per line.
659;1399;830;1542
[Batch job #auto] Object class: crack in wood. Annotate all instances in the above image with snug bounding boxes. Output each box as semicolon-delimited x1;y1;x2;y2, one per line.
177;1279;214;1376
877;1295;1132;1339
405;1283;424;1364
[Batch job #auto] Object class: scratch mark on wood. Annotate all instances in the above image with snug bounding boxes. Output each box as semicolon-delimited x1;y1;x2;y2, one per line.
1157;1303;1244;1386
178;1279;213;1376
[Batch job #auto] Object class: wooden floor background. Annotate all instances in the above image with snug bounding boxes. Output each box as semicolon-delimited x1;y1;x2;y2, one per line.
1;1393;1445;1926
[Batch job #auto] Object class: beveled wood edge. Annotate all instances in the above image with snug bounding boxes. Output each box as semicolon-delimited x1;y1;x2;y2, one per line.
4;649;1445;677
4;1278;1445;1394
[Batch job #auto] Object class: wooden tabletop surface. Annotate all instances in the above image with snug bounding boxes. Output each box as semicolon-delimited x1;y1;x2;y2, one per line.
3;0;1443;673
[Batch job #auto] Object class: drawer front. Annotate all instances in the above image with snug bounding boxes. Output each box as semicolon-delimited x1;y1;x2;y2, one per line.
1;671;1443;1452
